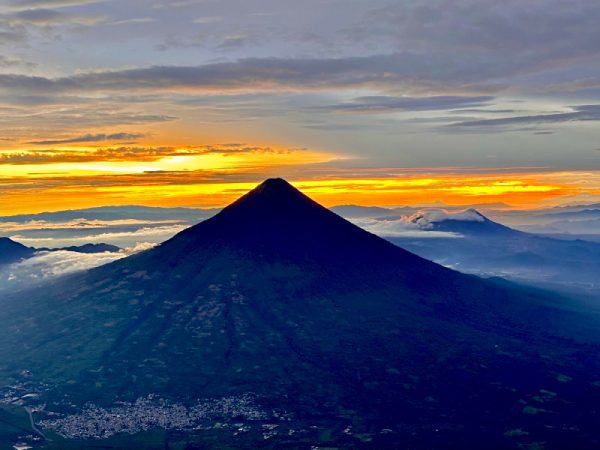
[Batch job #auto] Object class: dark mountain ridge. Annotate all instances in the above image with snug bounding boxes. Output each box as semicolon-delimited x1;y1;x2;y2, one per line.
0;237;35;265
1;237;121;267
42;243;122;254
1;179;600;448
0;205;215;223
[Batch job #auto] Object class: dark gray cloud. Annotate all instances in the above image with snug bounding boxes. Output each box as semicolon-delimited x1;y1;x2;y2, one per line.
0;53;510;95
29;132;145;145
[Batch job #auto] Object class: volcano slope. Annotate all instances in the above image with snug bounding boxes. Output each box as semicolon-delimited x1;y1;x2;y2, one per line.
1;179;600;449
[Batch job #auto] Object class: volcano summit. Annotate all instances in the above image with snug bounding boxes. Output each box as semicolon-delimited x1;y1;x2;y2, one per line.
1;179;600;449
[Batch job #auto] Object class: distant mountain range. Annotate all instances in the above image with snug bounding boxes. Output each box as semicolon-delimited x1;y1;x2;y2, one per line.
483;204;600;236
334;203;600;237
0;237;36;265
0;205;217;249
40;243;121;254
0;205;218;223
0;237;121;266
385;209;600;298
1;179;600;448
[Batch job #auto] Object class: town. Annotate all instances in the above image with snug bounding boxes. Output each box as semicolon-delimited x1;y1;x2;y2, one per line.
38;394;274;440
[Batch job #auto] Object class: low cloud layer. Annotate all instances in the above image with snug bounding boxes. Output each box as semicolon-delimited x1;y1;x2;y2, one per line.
0;243;155;294
0;218;182;233
10;224;186;248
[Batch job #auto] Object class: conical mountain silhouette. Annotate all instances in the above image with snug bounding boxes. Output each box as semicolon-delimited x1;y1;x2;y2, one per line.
1;179;600;448
154;178;435;272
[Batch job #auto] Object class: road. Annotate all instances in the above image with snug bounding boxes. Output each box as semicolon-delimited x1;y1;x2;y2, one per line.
24;407;49;442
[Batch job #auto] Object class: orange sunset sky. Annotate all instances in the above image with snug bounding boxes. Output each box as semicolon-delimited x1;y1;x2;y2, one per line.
1;0;600;215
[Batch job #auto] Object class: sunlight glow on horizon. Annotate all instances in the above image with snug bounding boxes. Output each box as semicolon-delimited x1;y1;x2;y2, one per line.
1;142;599;215
2;167;597;215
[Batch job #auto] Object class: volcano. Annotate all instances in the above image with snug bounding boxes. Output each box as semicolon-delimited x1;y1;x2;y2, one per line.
389;209;600;297
1;179;600;449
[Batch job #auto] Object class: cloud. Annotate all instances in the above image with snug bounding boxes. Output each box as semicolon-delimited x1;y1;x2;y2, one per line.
352;216;463;238
5;8;104;26
0;53;511;96
0;242;154;294
193;16;222;25
0;55;35;68
345;0;600;72
108;17;155;26
9;249;125;277
0;218;182;233
9;0;105;8
406;209;486;228
448;105;600;130
325;95;495;113
28;132;145;145
0;144;305;164
10;224;186;248
351;208;486;237
0;147;178;164
152;0;204;9
0;104;176;130
1;0;600;102
0;21;26;42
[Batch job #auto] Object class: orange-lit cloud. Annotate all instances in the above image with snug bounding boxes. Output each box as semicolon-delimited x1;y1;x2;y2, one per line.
2;163;598;215
0;144;309;165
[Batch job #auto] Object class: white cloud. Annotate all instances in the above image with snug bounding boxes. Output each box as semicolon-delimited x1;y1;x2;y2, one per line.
0;242;156;294
9;224;186;248
406;209;485;229
352;216;462;238
193;16;222;24
0;218;182;233
108;17;155;26
351;208;485;237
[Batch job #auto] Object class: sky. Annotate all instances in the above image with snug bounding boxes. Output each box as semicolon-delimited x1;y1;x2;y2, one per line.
1;0;600;214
